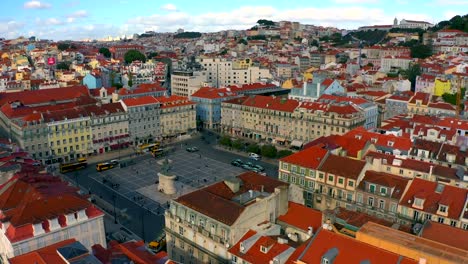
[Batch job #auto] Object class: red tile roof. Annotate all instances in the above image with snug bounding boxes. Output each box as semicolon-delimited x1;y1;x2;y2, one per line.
286;229;417;264
176;172;288;226
277;202;322;231
399;178;468;219
121;95;160;107
0;174;102;242
358;170;410;200
280;145;329;170
331;207;411;232
409;92;431;105
93;240;171;264
155;95;195;109
9;239;76;264
419;221;468;251
319;154;366;180
344;127;412;152
191;87;238;99
0;85;89;106
229;230;294;264
225;95;300;113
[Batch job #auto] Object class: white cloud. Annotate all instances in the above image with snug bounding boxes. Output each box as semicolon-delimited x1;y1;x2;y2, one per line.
126;5;395;32
333;0;378;3
36;17;64;26
67;10;88;18
160;3;177;11
0;20;25;38
23;1;51;9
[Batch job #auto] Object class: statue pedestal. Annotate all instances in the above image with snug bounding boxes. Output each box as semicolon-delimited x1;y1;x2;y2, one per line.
158;172;177;195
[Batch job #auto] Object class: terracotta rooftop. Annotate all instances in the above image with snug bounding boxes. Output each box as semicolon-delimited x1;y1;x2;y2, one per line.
277;202;323;232
121;95;160;107
318;154;366;180
358;170;410;200
9;239;76;264
280;145;329;170
286;229;417;264
175;172;288;226
357;221;468;263
419;221;468;251
399;178;468;220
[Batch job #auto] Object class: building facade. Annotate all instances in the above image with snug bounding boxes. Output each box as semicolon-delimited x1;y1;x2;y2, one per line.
157;95;196;138
120;96;161;145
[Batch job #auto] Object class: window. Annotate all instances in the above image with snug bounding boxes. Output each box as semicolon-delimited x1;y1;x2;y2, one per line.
438;217;444;223
348;180;354;187
380;187;387;195
462;223;468;230
338;178;344;184
390;203;397;213
369;184;376;193
328;175;334;182
231;256;238;263
261;246;268;253
319;173;324;179
307;181;314;189
178;226;184;235
368;197;374;206
291;176;296;184
413;198;424;208
357;193;363;203
282;163;288;170
379;200;385;209
299;177;305;186
438;205;447;213
450;220;457;227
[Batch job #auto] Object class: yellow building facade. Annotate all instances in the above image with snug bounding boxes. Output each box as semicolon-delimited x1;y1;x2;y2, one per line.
47;117;93;162
433;78;451;96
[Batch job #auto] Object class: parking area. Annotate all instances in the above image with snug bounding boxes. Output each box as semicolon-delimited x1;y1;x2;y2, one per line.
89;147;245;210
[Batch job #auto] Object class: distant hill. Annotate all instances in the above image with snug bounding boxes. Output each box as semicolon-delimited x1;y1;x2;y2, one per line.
174;32;202;39
431;14;468;32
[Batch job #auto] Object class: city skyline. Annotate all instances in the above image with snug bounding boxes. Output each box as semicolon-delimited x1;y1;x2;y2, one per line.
0;0;464;40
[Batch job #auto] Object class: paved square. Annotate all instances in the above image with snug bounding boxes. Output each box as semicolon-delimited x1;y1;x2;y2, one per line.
89;149;244;210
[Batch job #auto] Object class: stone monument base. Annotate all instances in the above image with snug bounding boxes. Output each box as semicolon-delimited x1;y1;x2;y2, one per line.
157;172;177;195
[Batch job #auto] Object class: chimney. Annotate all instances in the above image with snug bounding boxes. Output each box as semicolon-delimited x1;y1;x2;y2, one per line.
429;165;434;178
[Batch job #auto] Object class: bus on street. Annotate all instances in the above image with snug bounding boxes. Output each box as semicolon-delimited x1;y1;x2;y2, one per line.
96;162;116;172
59;158;87;173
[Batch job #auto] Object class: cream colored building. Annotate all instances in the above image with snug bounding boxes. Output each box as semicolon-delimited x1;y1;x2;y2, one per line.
198;57;272;87
221;95;366;145
171;70;209;97
157;95;196;138
165;172;290;264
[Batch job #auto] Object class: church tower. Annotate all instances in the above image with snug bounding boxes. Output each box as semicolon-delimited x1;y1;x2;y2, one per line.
393;17;398;26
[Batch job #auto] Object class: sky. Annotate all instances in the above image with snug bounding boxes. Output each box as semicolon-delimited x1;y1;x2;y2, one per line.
0;0;465;41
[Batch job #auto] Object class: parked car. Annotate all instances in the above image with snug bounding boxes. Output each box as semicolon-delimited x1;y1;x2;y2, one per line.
251;167;263;173
253;164;265;171
186;147;199;152
241;164;253;170
248;152;261;160
110;159;120;165
245;161;254;167
231;159;243;166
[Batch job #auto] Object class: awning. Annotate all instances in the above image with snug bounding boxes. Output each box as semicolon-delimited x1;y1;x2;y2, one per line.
291;140;304;148
275;137;286;142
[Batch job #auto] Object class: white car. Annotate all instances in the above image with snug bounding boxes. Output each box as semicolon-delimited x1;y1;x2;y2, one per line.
248;153;261;160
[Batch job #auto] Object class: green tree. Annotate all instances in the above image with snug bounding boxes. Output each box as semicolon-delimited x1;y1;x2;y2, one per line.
57;43;71;51
56;61;71;70
257;19;275;26
124;50;146;64
232;139;243;150
410;44;432;59
310;39;319;47
147;52;158;58
366;62;374;67
261;144;277;158
246;143;261;154
99;47;111;58
219;136;232;147
127;72;133;87
276;149;293;158
442;88;466;105
401;63;421;91
238;39;248;45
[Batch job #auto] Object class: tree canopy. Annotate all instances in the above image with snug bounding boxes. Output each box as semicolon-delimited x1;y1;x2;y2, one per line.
57;43;76;51
442;88;466;106
56;61;71;70
174;32;202;39
261;144;277;158
257;19;275;26
401;63;421;91
124;50;146;64
431;14;468;32
410;44;432;59
99;47;111;58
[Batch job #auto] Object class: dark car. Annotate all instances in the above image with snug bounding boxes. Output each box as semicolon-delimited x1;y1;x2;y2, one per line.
186;147;199;152
231;159;243;166
253;164;265;171
241;164;253;170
